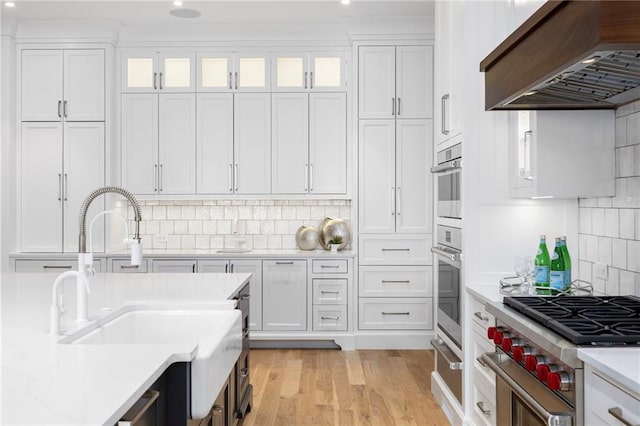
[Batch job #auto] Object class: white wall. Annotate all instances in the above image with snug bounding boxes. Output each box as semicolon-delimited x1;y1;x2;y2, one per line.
1;18;17;272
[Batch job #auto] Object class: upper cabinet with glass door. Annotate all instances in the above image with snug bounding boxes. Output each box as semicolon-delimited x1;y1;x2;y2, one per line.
122;50;195;93
197;52;271;92
272;52;347;92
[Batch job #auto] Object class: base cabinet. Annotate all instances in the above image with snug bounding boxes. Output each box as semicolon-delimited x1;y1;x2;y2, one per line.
262;259;307;331
584;364;640;426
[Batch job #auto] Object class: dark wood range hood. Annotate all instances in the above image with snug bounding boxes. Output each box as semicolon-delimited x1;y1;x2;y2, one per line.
480;0;640;110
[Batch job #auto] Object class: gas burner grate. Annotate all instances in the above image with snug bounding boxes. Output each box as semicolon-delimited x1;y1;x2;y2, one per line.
503;296;640;345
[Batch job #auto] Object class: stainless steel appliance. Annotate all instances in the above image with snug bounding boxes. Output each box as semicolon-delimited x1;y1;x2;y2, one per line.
431;143;461;220
430;225;463;404
481;295;640;426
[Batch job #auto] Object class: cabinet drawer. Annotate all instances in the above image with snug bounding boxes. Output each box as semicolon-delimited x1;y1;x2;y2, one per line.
359;235;431;265
470;296;495;332
472;330;495;385
313;279;347;304
14;259;102;272
585;367;640;426
472;368;496;426
111;258;148;273
313;305;348;331
359;266;432;297
312;259;348;274
358;298;432;330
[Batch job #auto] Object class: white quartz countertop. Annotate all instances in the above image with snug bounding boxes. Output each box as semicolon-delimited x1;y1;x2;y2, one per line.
578;347;640;396
1;272;250;425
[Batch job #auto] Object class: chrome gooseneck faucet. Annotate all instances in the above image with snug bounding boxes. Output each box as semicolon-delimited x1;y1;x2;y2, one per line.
50;186;143;335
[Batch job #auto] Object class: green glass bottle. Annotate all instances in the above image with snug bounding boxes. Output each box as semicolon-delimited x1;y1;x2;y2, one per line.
561;236;572;291
550;237;565;295
535;235;551;295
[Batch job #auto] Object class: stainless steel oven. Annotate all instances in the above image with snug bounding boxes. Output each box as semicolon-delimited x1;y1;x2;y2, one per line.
431;143;461;220
432;225;462;349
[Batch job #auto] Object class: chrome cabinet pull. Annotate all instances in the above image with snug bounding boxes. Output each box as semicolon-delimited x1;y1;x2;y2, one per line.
225;264;229;273
159;164;163;192
235;71;238;90
153;72;157;90
391;187;395;216
57;100;62;118
304;71;308;89
118;390;160;425
608;407;637;426
382;311;410;315
523;130;533;181
474;311;489;322
43;265;72;270
310;71;314;89
234;163;239;191
320;265;340;268
396;187;401;215
304;164;309;192
320;290;340;294
431;339;463;370
120;264;140;269
240;367;249;378
212;406;224;414
230;263;235;273
397;98;401;116
441;94;450;135
392;97;396;116
63;173;68;201
153;164;158;192
476;356;488;368
321;316;339;320
159;72;163;90
476;402;491;416
381;280;410;284
228;164;233;192
275;261;294;265
229;72;233;89
381;248;410;252
430;159;461;173
431;246;462;262
63;100;68;118
192;263;196;273
309;164;313;192
57;173;62;201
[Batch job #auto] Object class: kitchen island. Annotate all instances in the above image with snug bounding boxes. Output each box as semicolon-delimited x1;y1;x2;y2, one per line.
1;272;251;425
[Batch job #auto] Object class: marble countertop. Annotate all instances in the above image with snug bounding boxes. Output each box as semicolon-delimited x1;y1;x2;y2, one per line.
578;347;640;396
1;272;250;425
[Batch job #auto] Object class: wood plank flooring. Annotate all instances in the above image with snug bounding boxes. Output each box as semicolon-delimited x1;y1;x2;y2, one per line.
239;349;449;426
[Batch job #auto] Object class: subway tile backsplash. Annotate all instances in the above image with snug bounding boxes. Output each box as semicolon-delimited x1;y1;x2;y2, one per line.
579;101;640;296
126;199;351;251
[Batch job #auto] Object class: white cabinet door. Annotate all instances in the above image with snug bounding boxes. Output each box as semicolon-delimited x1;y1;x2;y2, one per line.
272;53;308;92
152;259;197;273
271;93;309;194
310;52;347;92
21;50;63;122
196;93;234;194
63;122;105;253
122;94;159;195
358;46;395;119
158;94;196;194
158;51;195;93
231;259;263;331
309;92;347;194
197;52;234;92
197;260;229;273
262;260;307;331
396;120;432;234
63;49;105;121
359;120;396;234
272;52;346;92
396;46;433;119
122;51;157;93
234;94;271;194
234;53;270;92
20;123;63;252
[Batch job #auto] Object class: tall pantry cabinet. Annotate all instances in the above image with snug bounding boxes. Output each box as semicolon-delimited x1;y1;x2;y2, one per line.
19;49;106;252
357;45;434;336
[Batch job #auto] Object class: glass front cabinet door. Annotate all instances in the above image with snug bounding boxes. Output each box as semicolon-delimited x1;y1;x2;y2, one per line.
272;52;347;92
197;52;270;92
122;51;195;93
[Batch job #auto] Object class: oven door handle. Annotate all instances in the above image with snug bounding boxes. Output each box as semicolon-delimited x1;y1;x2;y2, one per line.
430;339;463;370
431;246;462;262
481;352;574;426
430;159;461;174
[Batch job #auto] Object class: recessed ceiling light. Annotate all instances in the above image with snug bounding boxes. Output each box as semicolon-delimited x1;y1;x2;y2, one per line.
173;0;183;6
341;0;351;4
169;8;200;18
4;1;15;7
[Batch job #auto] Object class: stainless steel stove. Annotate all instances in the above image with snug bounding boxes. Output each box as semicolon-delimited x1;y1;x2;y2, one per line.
480;295;640;426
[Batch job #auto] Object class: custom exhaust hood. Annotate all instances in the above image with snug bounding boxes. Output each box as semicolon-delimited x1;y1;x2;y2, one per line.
480;0;640;110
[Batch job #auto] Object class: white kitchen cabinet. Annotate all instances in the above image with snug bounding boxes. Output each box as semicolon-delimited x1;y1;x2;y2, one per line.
358;45;432;119
151;259;197;273
197;52;270;92
272;51;347;92
584;364;640;426
122;93;196;195
234;94;271;194
262;260;307;331
358;119;432;234
122;50;195;93
271;92;347;194
509;110;614;198
358;298;432;330
434;0;463;145
20;122;105;252
21;49;104;122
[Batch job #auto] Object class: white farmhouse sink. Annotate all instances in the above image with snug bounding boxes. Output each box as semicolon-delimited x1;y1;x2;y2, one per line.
60;308;242;419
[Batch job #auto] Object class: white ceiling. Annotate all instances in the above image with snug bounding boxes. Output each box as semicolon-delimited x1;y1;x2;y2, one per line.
2;1;434;24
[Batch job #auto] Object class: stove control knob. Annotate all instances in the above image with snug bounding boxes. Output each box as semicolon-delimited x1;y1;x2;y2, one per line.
513;346;534;363
525;355;545;372
487;326;498;340
494;331;511;345
537;364;559;382
547;371;572;391
502;338;523;353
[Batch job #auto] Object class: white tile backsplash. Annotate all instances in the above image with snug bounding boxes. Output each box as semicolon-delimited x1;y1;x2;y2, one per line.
579;105;640;296
132;199;352;252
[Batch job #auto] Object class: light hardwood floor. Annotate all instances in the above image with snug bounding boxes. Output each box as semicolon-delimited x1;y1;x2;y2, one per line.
239;349;449;426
